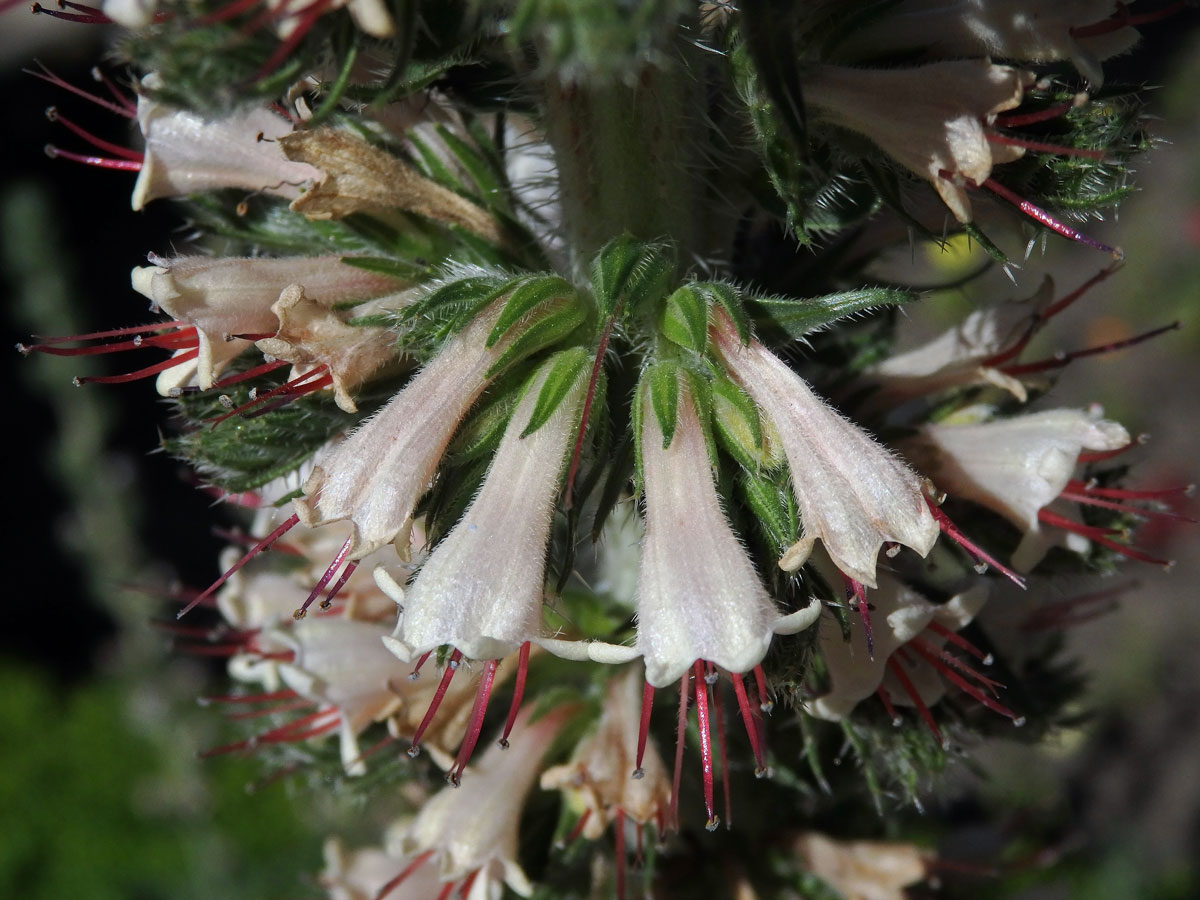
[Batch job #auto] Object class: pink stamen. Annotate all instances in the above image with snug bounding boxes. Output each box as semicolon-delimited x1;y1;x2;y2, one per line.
1038;508;1174;568
633;680;655;777
753;664;772;713
1078;437;1146;463
201;707;340;757
196;0;262;25
670;671;689;831
199;688;297;705
177;513;299;619
456;871;479;899
994;99;1083;129
74;346;200;386
1059;489;1197;523
25;61;136;119
226;698;314;721
19;327;193;357
208;358;289;389
434;881;457;900
408;650;433;681
845;577;874;659
1067;479;1195;501
212;528;303;557
320;560;359;611
909;638;1021;723
1071;1;1188;38
251;0;334;82
925;620;993;665
1020;584;1129;633
44;143;142;170
294;534;354;620
45;106;142;161
407;649;463;757
498;642;531;748
31;2;111;24
707;665;732;830
876;685;901;725
90;67;137;115
693;661;718;832
1001;322;1180;375
448;658;499;785
614;808;627;900
977;176;1122;258
986;131;1106;161
929;503;1027;588
374;849;435;900
558;808;592;848
730;672;767;775
209;364;330;428
886;657;944;746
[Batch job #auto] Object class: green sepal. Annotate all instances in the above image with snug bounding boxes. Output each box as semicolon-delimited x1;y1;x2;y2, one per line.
435;123;510;214
442;369;527;465
646;361;682;449
521;347;591;438
590;236;674;320
711;375;774;471
398;272;518;329
485;300;586;378
739;470;799;559
489;276;577;348
960;221;1010;265
682;365;718;468
693;282;751;345
660;285;710;354
747;286;917;339
338;255;430;281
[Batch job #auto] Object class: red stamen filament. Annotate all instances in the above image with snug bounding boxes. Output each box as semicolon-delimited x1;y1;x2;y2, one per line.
1000;322;1180;375
976;174;1121;258
876;685;901;725
449;658;499;785
845;577;874;659
90;67;137;115
20;329;194;357
558;808;592;848
670;672;689;831
320;560;359;610
1020;585;1129;633
929;503;1027;588
294;535;354;620
31;2;111;24
1058;489;1196;523
1067;479;1194;501
408;650;433;681
633;680;655;777
457;871;479;899
199;688;297;705
1077;438;1145;463
374;849;435;900
434;881;457;900
201;707;340;757
44;143;141;169
707;665;732;830
886;658;944;747
925;620;993;665
212;528;303;557
177;513;299;619
994;99;1082;129
986;131;1106;160
252;0;334;82
197;0;262;25
753;664;772;713
226;698;314;721
208;358;289;390
499;642;531;748
910;638;1020;723
1038;508;1173;567
564;302;621;510
210;364;330;427
45;107;142;161
692;661;718;832
408;650;463;757
25;62;136;119
75;345;200;386
730;672;767;775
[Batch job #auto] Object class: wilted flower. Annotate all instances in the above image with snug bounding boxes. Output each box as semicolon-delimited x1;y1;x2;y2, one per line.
712;312;939;587
804;60;1031;222
792;832;931;900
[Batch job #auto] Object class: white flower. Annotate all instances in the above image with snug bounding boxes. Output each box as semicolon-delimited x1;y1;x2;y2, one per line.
712;313;939;588
132;254;402;393
132;83;320;211
394;706;573;900
900;407;1130;567
539;664;671;839
832;0;1141;88
269;0;395;40
101;0;156;27
635;378;821;688
805;571;989;721
383;355;589;662
804;60;1031;222
320;838;443;900
294;305;506;559
791;832;931;900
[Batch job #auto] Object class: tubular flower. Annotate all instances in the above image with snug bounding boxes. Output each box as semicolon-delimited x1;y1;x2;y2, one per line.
711;313;939;588
294;303;507;560
635;377;821;689
320;839;443;900
393;706;574;900
540;664;671;840
131;254;404;393
900;407;1130;568
831;0;1142;87
132;86;321;211
804;60;1031;222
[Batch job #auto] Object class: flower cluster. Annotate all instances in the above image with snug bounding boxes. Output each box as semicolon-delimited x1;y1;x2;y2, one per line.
12;1;1195;898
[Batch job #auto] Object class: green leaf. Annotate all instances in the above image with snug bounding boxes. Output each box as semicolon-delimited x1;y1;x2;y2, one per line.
521;347;591;437
489;276;576;347
647;361;681;449
660;285;710;353
747;286;917;339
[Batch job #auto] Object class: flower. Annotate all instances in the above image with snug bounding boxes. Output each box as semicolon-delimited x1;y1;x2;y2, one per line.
540;664;671;839
269;0;395;40
634;376;821;689
831;0;1141;88
320;838;443;900
712;313;939;588
131;254;404;393
132;84;320;211
791;832;931;900
900;406;1130;568
804;60;1031;222
294;304;507;559
393;706;574;900
382;352;589;663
